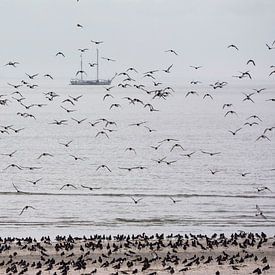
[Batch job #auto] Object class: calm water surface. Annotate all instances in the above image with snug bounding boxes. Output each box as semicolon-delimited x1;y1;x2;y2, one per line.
0;81;274;237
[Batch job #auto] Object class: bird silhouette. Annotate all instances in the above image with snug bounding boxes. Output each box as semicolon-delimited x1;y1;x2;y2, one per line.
19;205;36;215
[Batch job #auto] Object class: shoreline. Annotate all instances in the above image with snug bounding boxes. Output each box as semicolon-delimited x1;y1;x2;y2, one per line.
0;232;274;274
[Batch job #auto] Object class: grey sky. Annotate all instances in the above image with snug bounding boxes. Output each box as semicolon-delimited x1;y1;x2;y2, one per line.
0;0;274;84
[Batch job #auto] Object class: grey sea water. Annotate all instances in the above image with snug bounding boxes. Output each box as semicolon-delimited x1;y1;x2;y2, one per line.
0;80;274;237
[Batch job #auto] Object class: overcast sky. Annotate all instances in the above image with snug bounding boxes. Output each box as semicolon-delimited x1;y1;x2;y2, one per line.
0;0;274;84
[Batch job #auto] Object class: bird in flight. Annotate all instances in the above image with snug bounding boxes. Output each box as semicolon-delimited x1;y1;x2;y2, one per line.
19;205;36;216
25;73;39;79
227;44;239;50
247;59;256;66
96;165;112;172
91;40;104;45
228;128;242;136
81;185;101;191
131;197;142;204
102;57;116;62
56;52;65;57
255;205;267;219
165;49;178;55
59;140;73;147
60;184;77;190
190;66;202;70
26;178;43;185
37;153;54;159
200;150;221;156
169;196;180;203
163;64;173;73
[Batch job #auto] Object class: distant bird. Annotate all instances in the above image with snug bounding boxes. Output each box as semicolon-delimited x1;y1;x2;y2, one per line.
247;115;262;122
165;49;178;55
49;119;67;125
203;93;213;100
95;131;109;139
3;164;22;170
19;205;36;215
159;138;179;143
244;122;258;127
129;121;147;127
228;128;242;136
131;197;142;204
240;172;250;177
125;147;137;154
77;23;83;28
247;59;256;66
56;51;65;57
96;164;111;172
170;143;185;152
60;140;73;147
76;70;87;76
191;80;202;84
109;103;121;110
37;153;54;159
266;43;274;50
255;205;267;219
91;40;104;45
256;134;271;141
126;67;138;73
163;64;173;73
5;61;19;67
25;73;39;79
71;117;87;124
60;184;77;190
78;48;88;53
263;127;275;134
144;126;156;133
242;92;255;103
181;152;196;158
81;185;101;191
62;98;74;105
190;66;202;70
44;74;53;79
269;70;275;76
8;83;22;89
103;93;114;100
200;150;221;156
185;91;199;97
227;44;239;50
209;169;221;175
1;150;17;157
253;88;266;93
222;103;233;109
61;106;76;113
256;186;272;192
69;155;85;161
224;110;238;117
69;95;83;101
102;57;116;62
27;178;42;185
169;196;180;203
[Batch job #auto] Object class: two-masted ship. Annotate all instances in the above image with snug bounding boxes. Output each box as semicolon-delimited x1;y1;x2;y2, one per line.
70;49;113;85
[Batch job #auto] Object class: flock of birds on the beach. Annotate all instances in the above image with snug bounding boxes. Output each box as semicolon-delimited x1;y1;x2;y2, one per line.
0;232;274;274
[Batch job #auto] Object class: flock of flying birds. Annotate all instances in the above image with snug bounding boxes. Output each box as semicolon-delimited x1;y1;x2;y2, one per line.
1;17;275;225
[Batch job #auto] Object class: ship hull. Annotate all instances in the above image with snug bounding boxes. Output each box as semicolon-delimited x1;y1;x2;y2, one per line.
70;79;112;85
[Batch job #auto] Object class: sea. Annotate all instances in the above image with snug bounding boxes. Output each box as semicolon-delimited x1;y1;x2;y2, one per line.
0;79;274;238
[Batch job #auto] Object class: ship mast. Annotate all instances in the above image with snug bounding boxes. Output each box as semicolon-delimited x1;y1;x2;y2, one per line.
80;53;83;80
96;48;99;82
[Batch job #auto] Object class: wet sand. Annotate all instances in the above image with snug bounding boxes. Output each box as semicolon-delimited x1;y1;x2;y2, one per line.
0;232;274;274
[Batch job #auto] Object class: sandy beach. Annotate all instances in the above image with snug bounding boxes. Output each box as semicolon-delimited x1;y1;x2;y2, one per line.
0;232;274;274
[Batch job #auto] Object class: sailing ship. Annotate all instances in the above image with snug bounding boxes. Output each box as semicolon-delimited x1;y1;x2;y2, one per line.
70;49;114;85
